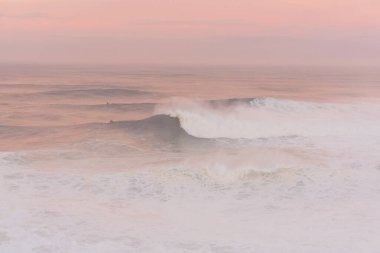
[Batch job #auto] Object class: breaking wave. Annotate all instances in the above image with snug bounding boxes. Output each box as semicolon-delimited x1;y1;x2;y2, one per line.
153;97;380;139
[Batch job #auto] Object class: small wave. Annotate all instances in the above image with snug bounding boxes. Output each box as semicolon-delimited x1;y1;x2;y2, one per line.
12;88;153;100
51;102;156;112
207;97;255;108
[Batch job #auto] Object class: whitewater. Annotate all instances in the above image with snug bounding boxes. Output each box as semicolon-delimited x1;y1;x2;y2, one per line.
1;65;380;253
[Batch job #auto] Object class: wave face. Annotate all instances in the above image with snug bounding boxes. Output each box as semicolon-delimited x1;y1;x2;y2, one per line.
156;97;380;139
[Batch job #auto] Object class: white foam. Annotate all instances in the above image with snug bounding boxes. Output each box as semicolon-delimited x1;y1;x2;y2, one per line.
2;148;380;252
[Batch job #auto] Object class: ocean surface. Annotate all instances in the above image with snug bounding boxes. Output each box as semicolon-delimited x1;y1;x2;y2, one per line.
1;64;380;252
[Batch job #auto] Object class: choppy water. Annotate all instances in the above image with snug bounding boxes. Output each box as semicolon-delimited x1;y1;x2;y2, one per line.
1;65;380;253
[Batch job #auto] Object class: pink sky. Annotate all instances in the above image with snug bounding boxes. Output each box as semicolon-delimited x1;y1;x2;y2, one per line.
1;0;380;65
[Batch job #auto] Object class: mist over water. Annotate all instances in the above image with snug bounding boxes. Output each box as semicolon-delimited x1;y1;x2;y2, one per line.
1;65;380;252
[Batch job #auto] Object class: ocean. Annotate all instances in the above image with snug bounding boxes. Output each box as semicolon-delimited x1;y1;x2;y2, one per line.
1;64;380;252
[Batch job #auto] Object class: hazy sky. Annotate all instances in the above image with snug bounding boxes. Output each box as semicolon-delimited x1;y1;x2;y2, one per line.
1;0;380;65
